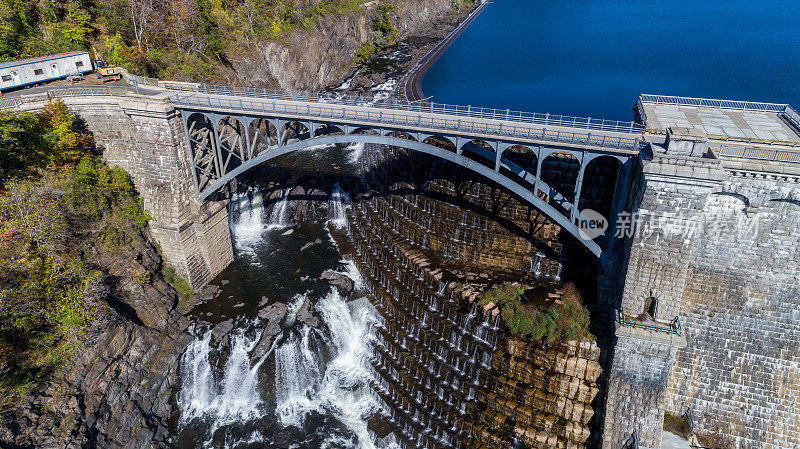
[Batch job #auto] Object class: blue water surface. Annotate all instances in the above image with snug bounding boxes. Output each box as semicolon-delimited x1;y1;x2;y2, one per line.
421;0;800;121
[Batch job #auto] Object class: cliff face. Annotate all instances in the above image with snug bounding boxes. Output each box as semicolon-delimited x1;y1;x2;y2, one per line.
233;0;457;90
0;231;191;448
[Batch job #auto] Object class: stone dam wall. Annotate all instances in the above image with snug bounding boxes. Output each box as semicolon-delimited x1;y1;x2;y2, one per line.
328;147;608;449
604;152;800;449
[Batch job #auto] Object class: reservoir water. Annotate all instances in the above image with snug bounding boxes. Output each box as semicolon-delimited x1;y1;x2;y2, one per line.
421;0;800;121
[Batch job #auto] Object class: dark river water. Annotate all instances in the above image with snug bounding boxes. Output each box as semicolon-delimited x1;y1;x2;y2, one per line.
421;0;800;120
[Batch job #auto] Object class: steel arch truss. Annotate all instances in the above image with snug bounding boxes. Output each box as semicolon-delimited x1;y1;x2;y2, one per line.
179;109;637;256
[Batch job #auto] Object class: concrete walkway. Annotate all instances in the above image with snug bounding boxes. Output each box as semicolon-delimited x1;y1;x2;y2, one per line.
662;431;692;449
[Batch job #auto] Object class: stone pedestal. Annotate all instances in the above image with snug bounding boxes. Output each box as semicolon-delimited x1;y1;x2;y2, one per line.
665;127;708;157
603;325;686;449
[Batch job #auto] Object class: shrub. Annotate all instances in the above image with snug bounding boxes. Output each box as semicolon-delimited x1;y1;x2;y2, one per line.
356;41;376;64
162;265;193;310
0;180;67;256
479;282;593;344
67;156;150;247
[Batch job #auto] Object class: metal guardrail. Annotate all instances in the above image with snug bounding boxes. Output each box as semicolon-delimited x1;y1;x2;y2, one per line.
47;87;129;97
161;81;200;92
718;145;800;164
172;92;644;150
119;68;159;87
200;84;646;134
0;97;22;110
616;309;682;335
639;94;788;112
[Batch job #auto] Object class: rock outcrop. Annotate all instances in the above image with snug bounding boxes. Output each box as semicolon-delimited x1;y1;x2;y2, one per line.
0;232;191;449
232;0;459;91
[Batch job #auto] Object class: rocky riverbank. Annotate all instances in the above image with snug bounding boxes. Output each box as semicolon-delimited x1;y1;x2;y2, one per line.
0;228;192;448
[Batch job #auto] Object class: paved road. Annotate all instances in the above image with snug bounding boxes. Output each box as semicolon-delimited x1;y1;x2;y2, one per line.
0;78;160;98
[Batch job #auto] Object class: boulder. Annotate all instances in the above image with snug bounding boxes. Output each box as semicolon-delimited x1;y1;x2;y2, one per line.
321;270;354;296
251;302;288;362
211;319;234;346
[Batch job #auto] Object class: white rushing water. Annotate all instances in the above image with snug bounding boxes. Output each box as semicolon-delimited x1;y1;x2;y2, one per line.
179;291;388;448
328;183;352;229
268;188;292;228
275;289;382;448
178;324;270;433
230;189;265;255
346;142;366;165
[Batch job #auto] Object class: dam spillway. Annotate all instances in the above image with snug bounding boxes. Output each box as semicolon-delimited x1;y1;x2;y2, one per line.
329;145;610;449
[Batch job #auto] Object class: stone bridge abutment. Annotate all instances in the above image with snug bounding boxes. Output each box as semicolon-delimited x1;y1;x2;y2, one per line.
18;92;234;288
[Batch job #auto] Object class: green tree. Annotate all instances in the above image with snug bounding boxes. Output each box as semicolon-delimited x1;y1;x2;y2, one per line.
0;0;36;61
0;111;49;185
106;31;134;67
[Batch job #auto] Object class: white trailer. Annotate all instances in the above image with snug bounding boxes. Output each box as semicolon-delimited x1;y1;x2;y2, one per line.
0;51;93;94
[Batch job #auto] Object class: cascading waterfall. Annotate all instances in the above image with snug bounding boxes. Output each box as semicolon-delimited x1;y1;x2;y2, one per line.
178;288;392;448
275;290;385;449
268;188;292;228
230;189;265;254
178;324;270;432
328;183;352;229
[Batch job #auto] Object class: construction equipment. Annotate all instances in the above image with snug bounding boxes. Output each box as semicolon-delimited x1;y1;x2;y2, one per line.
92;47;121;84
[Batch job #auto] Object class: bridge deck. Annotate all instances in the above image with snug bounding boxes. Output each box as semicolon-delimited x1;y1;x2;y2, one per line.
172;91;643;154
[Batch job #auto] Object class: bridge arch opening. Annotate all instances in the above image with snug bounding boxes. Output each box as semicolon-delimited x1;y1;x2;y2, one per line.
349;127;379;136
249;118;279;156
422;135;456;153
217;116;248;173
541;151;580;215
314;124;345;137
461;139;497;170
280;121;310;145
579;155;622;220
386;130;417;142
501;145;538;191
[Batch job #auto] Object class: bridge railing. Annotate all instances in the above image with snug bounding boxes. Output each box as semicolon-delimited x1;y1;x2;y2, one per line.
118;68;160;87
717;145;800;164
47;87;130;98
616;309;682;335
199;84;646;134
0;97;22;110
172;91;644;150
639;93;788;112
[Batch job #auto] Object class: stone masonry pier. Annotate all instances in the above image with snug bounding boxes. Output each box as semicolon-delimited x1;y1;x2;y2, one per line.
15;91;233;288
603;96;800;449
